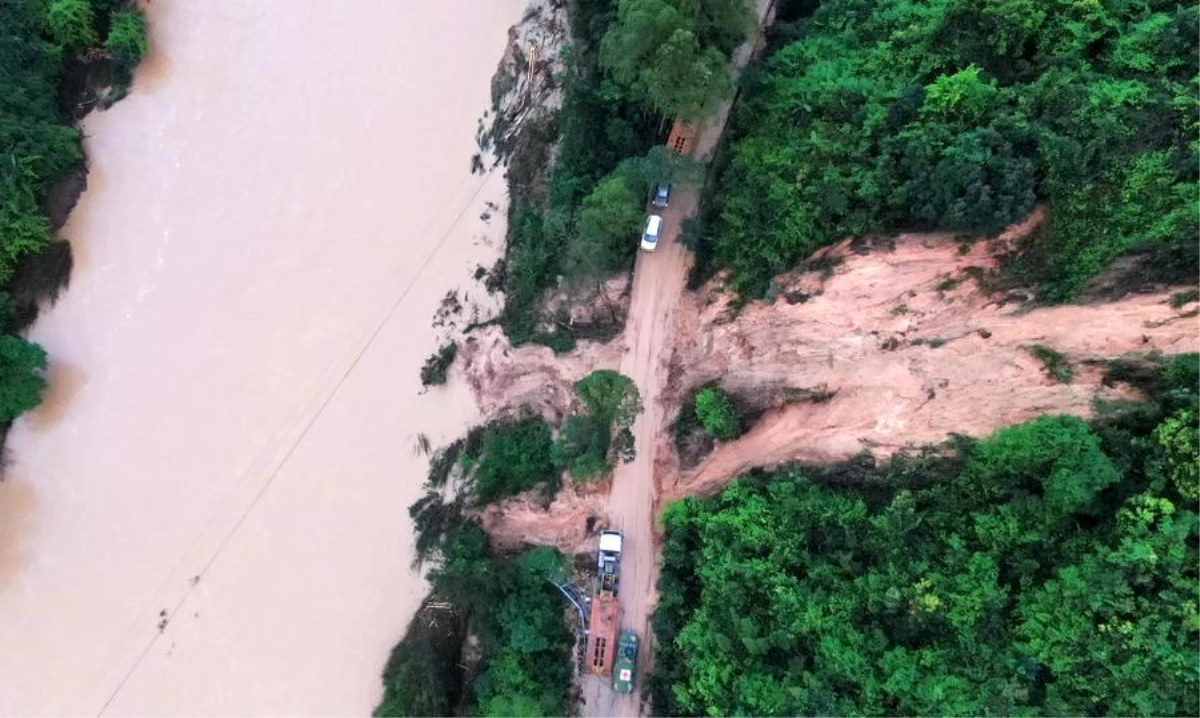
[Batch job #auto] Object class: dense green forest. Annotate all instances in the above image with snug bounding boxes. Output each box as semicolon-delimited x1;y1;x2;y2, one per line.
497;0;748;347
376;475;574;716
376;506;574;717
0;0;147;430
700;0;1198;297
650;354;1200;716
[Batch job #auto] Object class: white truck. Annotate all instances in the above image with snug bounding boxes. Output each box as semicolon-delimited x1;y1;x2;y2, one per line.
596;530;622;598
588;530;624;676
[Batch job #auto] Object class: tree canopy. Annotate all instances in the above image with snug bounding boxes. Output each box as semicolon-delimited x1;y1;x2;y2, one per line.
498;0;663;346
650;354;1200;717
0;0;147;426
379;505;573;718
704;0;1199;297
467;416;557;505
600;0;750;118
693;386;741;440
552;370;643;481
0;335;48;422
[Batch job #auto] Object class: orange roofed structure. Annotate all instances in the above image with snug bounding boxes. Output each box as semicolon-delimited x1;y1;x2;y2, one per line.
666;118;697;156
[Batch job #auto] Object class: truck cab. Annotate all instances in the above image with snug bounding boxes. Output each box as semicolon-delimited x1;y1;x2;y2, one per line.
596;531;623;598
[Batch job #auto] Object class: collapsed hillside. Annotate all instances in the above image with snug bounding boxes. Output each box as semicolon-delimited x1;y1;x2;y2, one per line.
659;212;1197;503
463;211;1198;550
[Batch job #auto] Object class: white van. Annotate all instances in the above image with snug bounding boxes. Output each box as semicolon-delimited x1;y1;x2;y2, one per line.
641;214;662;252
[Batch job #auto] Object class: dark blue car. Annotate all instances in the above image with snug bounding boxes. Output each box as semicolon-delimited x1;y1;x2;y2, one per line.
652;183;670;209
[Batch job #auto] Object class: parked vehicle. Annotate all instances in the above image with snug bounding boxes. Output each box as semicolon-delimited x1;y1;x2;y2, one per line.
641;214;662;252
612;630;640;694
588;531;623;676
596;531;622;599
651;183;670;209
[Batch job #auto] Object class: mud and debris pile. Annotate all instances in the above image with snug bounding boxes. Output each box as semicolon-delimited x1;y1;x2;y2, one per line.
484;0;567;163
465;212;1198;551
659;214;1197;503
457;325;619;423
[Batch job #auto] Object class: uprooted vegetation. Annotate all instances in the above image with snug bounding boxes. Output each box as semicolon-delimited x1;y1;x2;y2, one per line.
672;379;835;469
419;343;458;387
650;355;1200;716
1027;344;1074;384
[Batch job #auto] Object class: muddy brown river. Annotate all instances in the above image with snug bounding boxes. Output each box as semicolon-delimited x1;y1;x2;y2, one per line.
0;1;523;714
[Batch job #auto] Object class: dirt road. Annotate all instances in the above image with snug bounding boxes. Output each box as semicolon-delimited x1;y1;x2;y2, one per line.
580;2;775;715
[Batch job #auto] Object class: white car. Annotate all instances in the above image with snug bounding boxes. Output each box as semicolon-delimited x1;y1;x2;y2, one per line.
641;214;662;252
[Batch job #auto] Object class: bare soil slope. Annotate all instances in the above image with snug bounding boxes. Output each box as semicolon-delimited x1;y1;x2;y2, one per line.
659;216;1197;503
471;213;1198;549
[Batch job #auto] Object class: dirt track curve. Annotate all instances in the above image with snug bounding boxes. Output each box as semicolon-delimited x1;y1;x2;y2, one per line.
580;2;775;715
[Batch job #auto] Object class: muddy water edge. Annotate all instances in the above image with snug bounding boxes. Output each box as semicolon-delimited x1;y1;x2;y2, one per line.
0;1;525;714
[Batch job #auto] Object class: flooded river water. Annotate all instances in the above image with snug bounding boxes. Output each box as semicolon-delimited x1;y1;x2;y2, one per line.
0;1;523;713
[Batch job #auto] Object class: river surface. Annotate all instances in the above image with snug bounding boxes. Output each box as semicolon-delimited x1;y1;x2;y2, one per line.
0;1;523;714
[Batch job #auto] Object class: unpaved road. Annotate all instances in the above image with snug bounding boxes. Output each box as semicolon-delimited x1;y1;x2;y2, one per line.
581;2;775;715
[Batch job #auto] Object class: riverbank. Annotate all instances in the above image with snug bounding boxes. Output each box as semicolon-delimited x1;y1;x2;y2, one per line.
0;1;525;714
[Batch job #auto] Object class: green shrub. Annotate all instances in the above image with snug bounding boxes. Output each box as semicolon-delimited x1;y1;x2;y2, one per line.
551;414;610;481
651;405;1199;717
0;334;48;422
496;1;662;347
1153;408;1199;502
374;598;465;718
45;0;98;47
552;370;643;481
599;0;751;119
1170;290;1199;308
693;386;741;440
706;0;1198;298
468;416;557;504
0;1;146;433
381;494;572;717
105;8;148;72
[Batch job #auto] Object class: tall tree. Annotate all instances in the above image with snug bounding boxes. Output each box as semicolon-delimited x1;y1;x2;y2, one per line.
600;0;750;118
